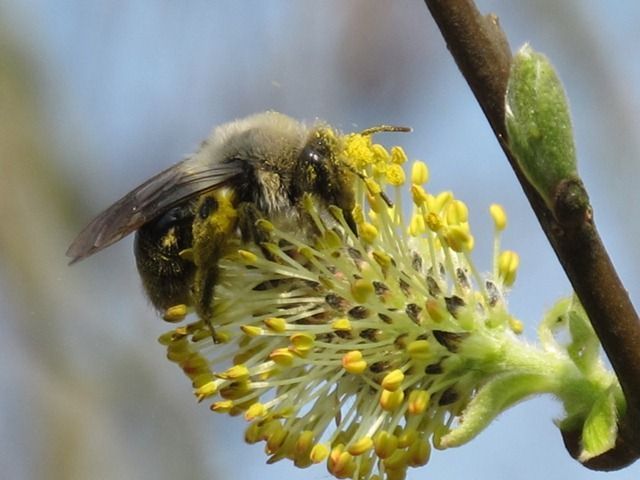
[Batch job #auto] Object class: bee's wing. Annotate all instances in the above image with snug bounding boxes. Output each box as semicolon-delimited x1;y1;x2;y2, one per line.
66;158;243;263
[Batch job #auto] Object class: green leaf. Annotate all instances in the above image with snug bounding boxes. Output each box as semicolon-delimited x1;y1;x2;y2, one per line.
579;389;618;461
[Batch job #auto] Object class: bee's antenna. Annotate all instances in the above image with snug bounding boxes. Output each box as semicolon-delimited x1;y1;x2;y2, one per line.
359;125;412;136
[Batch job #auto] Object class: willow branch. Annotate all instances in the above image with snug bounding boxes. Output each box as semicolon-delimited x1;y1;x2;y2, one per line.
424;0;640;470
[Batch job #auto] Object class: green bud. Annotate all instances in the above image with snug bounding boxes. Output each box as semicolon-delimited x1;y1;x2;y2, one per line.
505;44;578;211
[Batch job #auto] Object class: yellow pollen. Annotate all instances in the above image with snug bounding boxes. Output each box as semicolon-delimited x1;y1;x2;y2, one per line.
371;143;391;163
385;163;406;186
408;439;431;467
390;145;408;165
425;212;442;232
425;298;447;322
434;191;453;211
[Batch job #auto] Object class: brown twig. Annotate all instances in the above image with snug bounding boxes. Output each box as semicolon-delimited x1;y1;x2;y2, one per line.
424;0;640;470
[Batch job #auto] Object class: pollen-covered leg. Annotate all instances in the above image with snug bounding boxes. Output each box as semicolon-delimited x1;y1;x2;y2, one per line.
191;191;238;342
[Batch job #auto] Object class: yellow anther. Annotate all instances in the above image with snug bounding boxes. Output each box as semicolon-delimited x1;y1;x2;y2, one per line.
411;184;429;206
332;318;352;331
328;446;356;478
445;199;469;225
290;333;315;353
498;250;520;286
270;348;295;367
411;160;429;184
264;316;287;333
373;431;399;459
310;443;330;463
444;225;474;252
372;250;393;268
390;145;408;165
383;448;409;471
163;304;188;323
255;218;274;233
408;439;431;467
244;402;267;421
238;249;258;264
219;364;249;381
241;325;263;337
348;436;373;456
211;400;234;413
195;381;217;400
407;390;431;415
509;316;524;334
425;212;442;232
381;369;405;391
321;229;342;250
342;350;368;374
244;421;261;444
372;143;391;163
266;425;287;452
489;203;507;231
380;388;405;411
385;163;406;186
434;191;453;211
398;429;417;448
406;340;430;361
425;298;447;323
351;278;374;303
408;214;426;236
296;430;314;450
360;222;378;243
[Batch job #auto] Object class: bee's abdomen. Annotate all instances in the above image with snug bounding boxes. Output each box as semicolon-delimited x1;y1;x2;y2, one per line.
134;203;196;311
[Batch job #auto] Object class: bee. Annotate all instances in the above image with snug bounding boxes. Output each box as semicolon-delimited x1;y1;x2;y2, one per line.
67;111;408;339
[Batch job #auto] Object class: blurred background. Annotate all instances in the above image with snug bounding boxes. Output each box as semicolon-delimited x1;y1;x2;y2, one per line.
1;1;639;479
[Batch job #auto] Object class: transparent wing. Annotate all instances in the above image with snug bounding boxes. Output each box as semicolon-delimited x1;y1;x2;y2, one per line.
66;158;243;263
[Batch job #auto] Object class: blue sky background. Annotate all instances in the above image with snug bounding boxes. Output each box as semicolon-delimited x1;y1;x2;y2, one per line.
1;1;639;479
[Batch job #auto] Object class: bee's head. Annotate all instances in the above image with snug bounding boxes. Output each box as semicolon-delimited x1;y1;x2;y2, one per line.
293;127;357;233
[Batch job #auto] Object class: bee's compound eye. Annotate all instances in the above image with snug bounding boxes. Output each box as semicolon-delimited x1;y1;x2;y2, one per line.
199;196;219;219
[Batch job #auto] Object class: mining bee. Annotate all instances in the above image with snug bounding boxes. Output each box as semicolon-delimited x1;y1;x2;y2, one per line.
67;112;408;339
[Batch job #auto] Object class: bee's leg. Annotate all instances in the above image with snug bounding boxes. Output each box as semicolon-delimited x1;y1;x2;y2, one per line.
191;194;237;343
